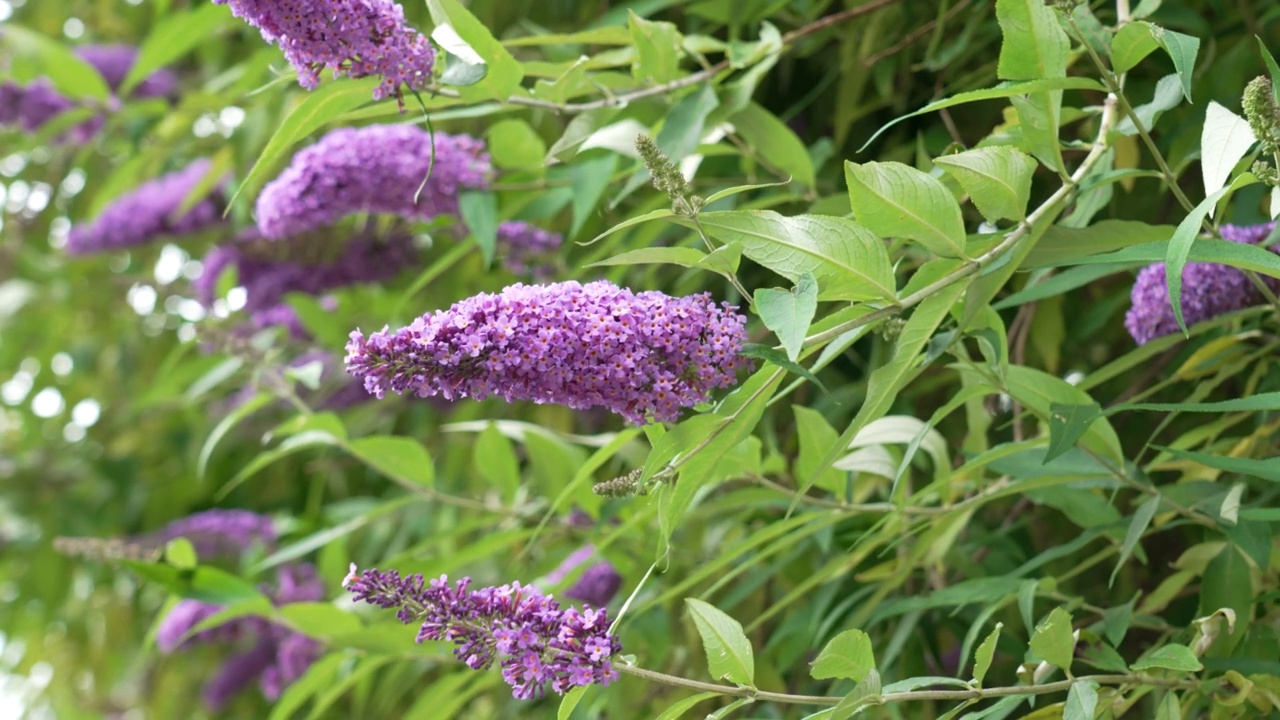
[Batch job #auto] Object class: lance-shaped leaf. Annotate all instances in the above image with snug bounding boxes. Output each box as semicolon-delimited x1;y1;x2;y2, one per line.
686;599;755;686
691;211;896;301
934;146;1037;223
846;161;968;258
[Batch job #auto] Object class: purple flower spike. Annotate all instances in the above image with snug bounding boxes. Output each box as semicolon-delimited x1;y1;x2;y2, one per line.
155;509;276;559
211;0;435;106
344;280;751;424
345;566;623;699
546;545;623;608
65;159;224;255
255;125;490;239
497;221;563;279
156;563;327;709
74;44;178;99
1125;222;1280;344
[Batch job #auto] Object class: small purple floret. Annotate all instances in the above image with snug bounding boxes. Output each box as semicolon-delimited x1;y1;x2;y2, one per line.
344;280;751;424
345;566;623;699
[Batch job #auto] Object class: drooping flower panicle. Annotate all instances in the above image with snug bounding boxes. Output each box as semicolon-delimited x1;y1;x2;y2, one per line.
255;125;490;239
497;221;563;279
546;546;623;608
212;0;435;105
66;159;224;255
345;567;622;699
344;280;750;424
154;508;277;559
156;563;325;709
1125;222;1280;344
1;44;176;140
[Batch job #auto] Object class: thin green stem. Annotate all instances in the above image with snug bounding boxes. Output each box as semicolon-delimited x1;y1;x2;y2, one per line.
618;664;1200;707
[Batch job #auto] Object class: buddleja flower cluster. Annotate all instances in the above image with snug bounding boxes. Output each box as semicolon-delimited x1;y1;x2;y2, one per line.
195;229;419;336
345;280;751;424
497;221;563;279
255;124;490;239
65;159;223;255
153;508;277;558
213;0;435;105
345;567;622;699
545;546;622;608
0;44;176;141
1125;222;1280;344
150;510;325;709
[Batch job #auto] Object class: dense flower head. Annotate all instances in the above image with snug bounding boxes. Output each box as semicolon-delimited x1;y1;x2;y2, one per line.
155;509;276;559
345;567;622;699
545;545;623;608
195;229;419;315
212;0;435;105
65;159;224;255
344;280;751;424
1125;222;1280;344
156;563;326;709
497;221;563;279
0;44;175;139
255;125;490;239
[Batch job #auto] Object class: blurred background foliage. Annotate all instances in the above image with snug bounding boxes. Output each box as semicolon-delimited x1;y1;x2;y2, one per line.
2;0;1280;718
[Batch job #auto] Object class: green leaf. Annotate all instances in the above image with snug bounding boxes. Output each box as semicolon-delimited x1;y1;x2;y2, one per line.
1;25;111;101
740;345;829;395
459;190;499;266
1080;642;1129;673
487;120;547;171
1024;220;1175;268
1060;237;1280;281
475;423;522;500
1258;36;1280;106
432;24;489;86
1197;546;1252;656
1152;445;1280;482
1029;607;1076;673
1153;28;1199;102
698;243;743;282
934;146;1037;223
267;653;343;720
279;603;363;639
801;280;968;495
546;109;621;164
349;436;435;488
198;392;272;479
859;78;1106;152
810;629;876;682
570;154;617;237
587;247;708;269
583;208;675;245
1064;680;1100;720
753;273;818;362
125;562;267;605
730;102;816;188
628;11;684;83
228;77;381;210
217;423;343;498
1110;496;1159;587
830;670;882;718
121;4;229;94
164;538;198;570
995;0;1070;81
845;161;968;258
1200;101;1257;200
1103;594;1138;646
427;0;524;99
1165;175;1256;334
1115;74;1183;136
557;686;588;720
685;598;755;686
1131;644;1203;672
973;622;1002;685
692;211;896;301
651;692;719;720
1111;21;1161;74
1046;403;1103;462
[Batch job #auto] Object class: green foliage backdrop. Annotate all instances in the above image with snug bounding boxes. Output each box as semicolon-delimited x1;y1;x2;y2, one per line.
2;0;1280;718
